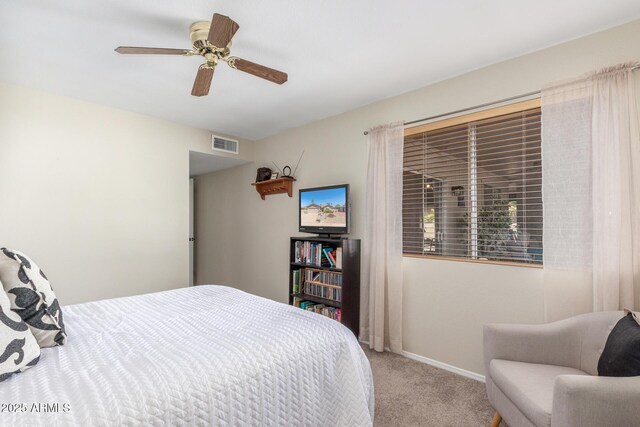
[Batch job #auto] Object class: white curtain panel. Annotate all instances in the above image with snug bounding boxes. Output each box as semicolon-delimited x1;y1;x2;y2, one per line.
542;63;640;316
362;121;404;353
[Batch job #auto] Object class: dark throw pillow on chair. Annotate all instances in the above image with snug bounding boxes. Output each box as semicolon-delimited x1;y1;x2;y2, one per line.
597;312;640;377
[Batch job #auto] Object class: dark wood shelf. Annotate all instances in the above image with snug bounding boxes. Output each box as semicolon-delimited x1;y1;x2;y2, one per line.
251;177;295;200
291;293;342;308
290;262;342;272
289;237;360;336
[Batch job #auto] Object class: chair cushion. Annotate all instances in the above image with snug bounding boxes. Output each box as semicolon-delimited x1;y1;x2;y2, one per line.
490;359;588;427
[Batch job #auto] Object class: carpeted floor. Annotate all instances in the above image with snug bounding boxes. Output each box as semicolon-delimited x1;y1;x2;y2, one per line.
362;346;498;427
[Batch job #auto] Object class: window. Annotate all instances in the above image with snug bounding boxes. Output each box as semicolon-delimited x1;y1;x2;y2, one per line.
402;99;542;266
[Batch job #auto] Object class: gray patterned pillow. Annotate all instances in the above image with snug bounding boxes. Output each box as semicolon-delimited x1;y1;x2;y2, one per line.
0;248;66;348
0;280;40;382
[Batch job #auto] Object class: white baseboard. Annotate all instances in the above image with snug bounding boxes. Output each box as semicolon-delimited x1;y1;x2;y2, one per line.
400;350;485;383
360;340;485;383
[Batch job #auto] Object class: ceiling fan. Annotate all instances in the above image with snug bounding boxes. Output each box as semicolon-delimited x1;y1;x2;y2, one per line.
115;13;288;97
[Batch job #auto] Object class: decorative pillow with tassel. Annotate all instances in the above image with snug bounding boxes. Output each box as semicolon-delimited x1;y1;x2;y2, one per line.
0;248;66;348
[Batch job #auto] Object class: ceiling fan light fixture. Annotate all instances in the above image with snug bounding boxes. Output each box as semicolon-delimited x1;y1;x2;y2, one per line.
189;21;211;46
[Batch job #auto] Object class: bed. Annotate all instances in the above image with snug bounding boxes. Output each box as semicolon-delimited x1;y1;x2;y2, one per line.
0;285;374;426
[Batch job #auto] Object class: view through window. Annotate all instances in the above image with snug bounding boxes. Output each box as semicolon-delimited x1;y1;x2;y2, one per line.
402;100;542;265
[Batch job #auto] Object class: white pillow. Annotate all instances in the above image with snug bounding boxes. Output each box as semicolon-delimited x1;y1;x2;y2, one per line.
0;280;40;382
0;248;66;348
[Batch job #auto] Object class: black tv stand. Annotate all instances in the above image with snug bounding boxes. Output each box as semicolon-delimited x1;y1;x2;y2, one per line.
315;233;343;239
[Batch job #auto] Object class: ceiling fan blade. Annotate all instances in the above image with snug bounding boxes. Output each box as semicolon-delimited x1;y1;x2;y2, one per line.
115;46;192;55
228;58;288;84
191;65;215;97
207;13;239;48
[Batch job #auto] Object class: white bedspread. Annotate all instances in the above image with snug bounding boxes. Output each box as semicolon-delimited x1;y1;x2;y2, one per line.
0;285;374;426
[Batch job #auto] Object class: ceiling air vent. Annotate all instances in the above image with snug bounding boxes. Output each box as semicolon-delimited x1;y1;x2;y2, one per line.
211;135;239;154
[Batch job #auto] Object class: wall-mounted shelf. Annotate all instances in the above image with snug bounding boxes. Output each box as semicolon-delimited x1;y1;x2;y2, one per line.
251;177;296;200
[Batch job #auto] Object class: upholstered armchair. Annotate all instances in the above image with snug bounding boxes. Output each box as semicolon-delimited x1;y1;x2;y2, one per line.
483;311;640;427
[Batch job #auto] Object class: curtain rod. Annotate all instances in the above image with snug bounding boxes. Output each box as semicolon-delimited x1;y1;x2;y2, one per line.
363;91;539;135
363;64;640;136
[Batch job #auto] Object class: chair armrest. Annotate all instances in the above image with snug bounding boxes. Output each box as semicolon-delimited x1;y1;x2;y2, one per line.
552;375;640;427
483;319;582;375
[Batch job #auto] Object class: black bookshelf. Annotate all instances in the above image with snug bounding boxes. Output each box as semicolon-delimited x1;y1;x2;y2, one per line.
289;236;361;336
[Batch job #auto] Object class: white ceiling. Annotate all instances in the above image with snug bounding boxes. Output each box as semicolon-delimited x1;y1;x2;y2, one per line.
2;1;640;140
189;151;248;177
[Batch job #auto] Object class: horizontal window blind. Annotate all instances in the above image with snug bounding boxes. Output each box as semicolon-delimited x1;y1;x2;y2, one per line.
403;103;542;266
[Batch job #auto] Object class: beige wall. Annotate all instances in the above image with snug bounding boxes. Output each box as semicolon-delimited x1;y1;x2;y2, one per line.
0;84;252;305
195;19;640;376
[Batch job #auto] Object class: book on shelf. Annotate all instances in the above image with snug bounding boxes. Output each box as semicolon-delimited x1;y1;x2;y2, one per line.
300;301;315;310
304;269;342;286
327;250;336;266
296;300;341;321
292;269;304;294
294;241;338;268
304;282;342;301
335;247;342;269
322;248;335;267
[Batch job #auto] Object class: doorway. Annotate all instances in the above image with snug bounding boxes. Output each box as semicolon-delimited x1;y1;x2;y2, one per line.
188;150;250;286
189;178;195;286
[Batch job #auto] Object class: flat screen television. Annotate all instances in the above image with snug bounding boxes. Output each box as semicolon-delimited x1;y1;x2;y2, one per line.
299;184;350;235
